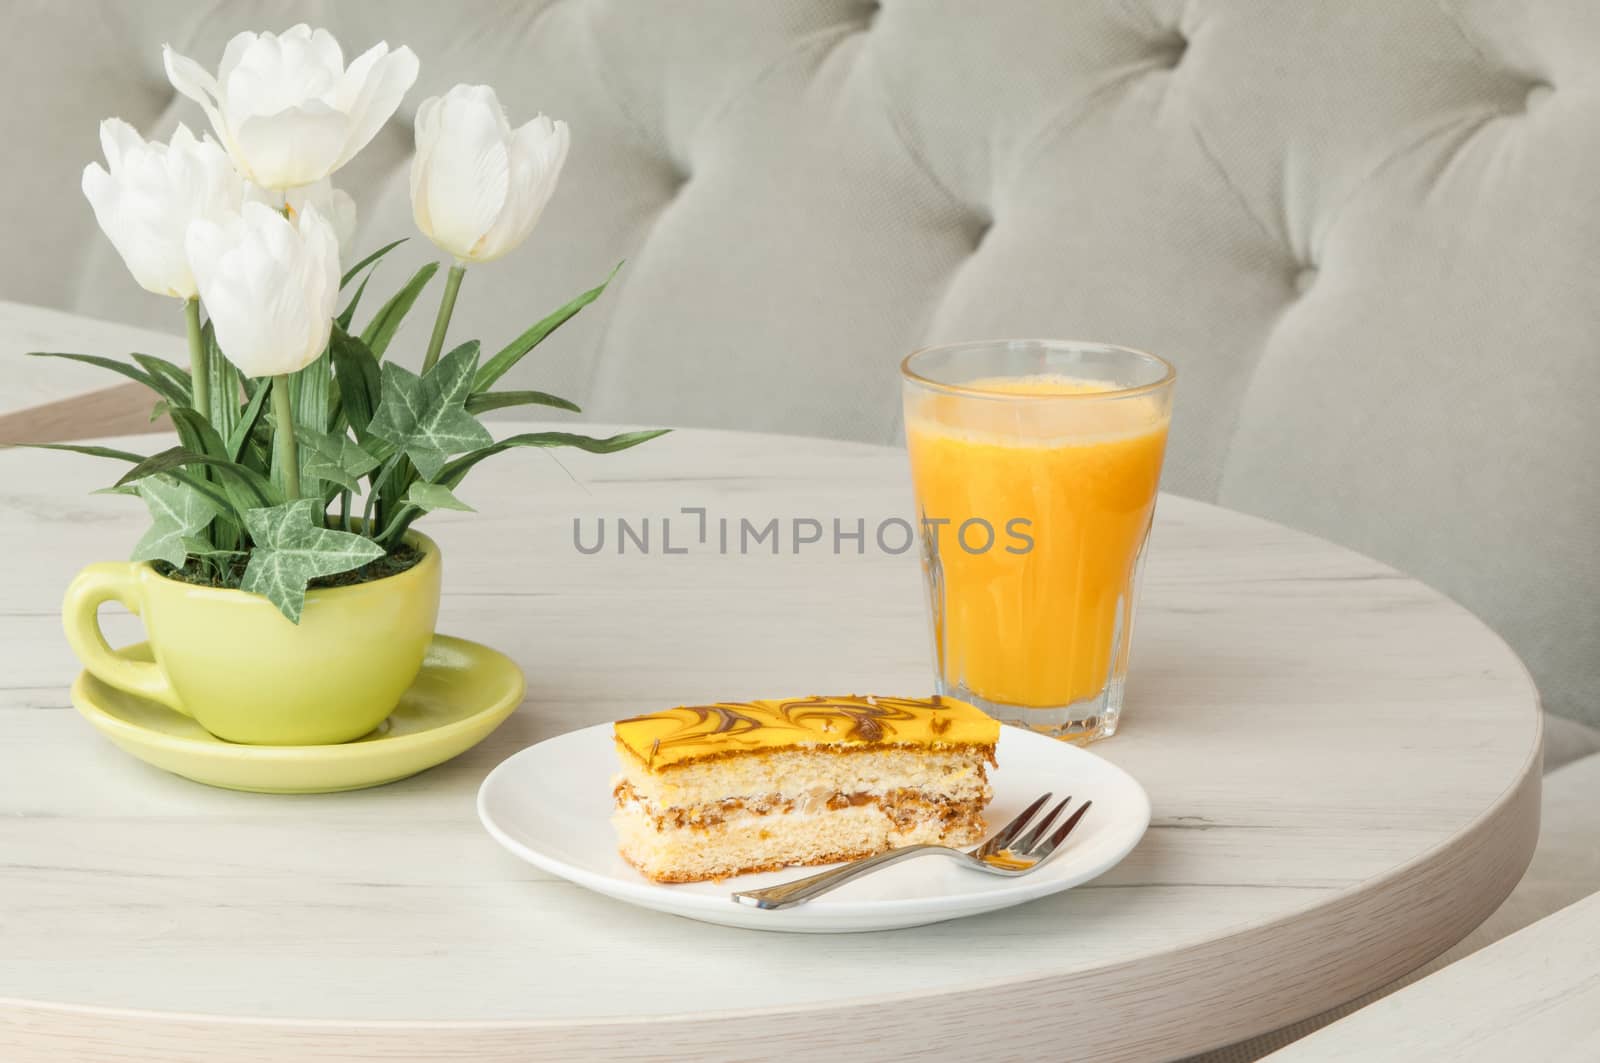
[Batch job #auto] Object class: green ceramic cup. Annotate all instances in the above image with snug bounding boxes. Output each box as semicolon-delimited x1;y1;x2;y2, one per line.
62;532;441;746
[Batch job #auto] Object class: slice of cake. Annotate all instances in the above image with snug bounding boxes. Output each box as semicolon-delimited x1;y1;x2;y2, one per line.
611;694;999;883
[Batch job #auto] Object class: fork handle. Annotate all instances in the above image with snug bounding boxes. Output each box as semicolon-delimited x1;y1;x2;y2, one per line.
731;844;945;909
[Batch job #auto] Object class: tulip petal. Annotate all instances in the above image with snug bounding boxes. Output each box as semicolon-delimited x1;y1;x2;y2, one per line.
164;46;233;151
332;45;419;170
476;115;569;262
234;104;348;188
286;180;358;252
306;26;345;74
203;202;340;377
216;30;259;85
98;118;147;170
409;95;442;238
420;85;512;259
333;42;385;114
294;203;342;346
326;186;358;251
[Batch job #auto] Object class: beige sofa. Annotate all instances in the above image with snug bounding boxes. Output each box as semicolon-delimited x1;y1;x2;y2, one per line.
3;2;1597;1055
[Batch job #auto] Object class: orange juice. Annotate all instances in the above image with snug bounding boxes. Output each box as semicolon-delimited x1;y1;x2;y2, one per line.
905;375;1169;710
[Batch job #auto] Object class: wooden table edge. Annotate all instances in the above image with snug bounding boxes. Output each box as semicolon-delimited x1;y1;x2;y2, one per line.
0;428;1548;1061
0;715;1542;1062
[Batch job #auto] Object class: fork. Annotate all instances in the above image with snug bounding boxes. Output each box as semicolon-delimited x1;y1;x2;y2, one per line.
731;792;1092;910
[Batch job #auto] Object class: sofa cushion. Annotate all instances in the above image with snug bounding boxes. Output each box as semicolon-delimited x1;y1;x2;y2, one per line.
1;0;1595;728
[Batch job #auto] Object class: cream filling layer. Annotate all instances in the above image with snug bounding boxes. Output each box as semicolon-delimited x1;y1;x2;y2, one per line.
612;794;987;882
616;746;992;811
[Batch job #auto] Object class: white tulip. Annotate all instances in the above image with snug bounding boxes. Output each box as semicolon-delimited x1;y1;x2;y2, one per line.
290;181;357;251
248;179;358;252
411;84;570;263
185;202;341;379
81;120;244;300
164;24;418;190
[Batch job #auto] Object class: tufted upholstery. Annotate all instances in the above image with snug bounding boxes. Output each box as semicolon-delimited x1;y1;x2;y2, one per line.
2;0;1597;725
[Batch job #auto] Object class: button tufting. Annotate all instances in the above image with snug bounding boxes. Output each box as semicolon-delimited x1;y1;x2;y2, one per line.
1524;81;1553;111
1293;266;1318;295
1160;33;1187;68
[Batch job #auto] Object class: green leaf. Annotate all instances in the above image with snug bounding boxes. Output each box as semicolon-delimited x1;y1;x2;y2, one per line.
180;537;245;559
366;340;493;480
115;446;279;508
130;354;194;407
340;238;407;289
11;442;148;463
204;321;243;444
465;389;581;415
241;499;386;623
168;406;228;458
360;261;439;360
131;475;223;568
329;326;382;441
27;351;164;396
336;269;374;330
405;481;474;513
2;441;236;521
299;427;380;493
290;352;333;497
10;440;234;519
437;429;670;488
293;352;332;435
28;438;240;520
226;382;271;463
166;406;253;529
474;262;621;392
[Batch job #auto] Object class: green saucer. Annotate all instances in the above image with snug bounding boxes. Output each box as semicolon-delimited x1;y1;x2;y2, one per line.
71;635;525;793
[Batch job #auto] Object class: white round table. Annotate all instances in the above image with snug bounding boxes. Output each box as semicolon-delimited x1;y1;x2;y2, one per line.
0;422;1541;1062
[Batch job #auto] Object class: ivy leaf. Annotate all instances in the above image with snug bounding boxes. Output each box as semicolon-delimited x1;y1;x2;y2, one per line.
241;499;386;623
300;427;380;493
366;340;493;480
405;481;474;513
131;475;223;568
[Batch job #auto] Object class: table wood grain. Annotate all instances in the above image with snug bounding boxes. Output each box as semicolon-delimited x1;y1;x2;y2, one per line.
0;299;181;418
0;351;1542;1061
1264;889;1600;1061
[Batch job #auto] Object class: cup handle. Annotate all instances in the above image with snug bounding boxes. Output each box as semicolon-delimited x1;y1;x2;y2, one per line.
62;562;187;717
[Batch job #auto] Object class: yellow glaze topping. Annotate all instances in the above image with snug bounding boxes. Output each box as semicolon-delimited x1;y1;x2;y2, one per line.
614;695;1000;770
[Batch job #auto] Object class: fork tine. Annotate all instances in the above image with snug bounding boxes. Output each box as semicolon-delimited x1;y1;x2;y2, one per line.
1008;796;1072;855
1027;799;1093;862
975;791;1052;856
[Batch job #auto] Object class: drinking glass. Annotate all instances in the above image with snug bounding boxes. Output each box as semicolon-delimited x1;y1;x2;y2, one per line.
901;340;1175;741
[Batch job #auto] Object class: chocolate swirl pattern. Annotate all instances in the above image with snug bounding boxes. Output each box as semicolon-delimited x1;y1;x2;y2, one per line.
614;694;999;769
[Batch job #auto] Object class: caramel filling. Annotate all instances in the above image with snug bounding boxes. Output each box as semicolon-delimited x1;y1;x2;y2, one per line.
614;780;987;833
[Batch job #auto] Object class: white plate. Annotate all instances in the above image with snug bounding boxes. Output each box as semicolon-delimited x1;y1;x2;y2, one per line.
477;723;1150;933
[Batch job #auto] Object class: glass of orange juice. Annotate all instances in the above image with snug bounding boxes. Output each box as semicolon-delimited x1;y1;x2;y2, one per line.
901;340;1175;741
